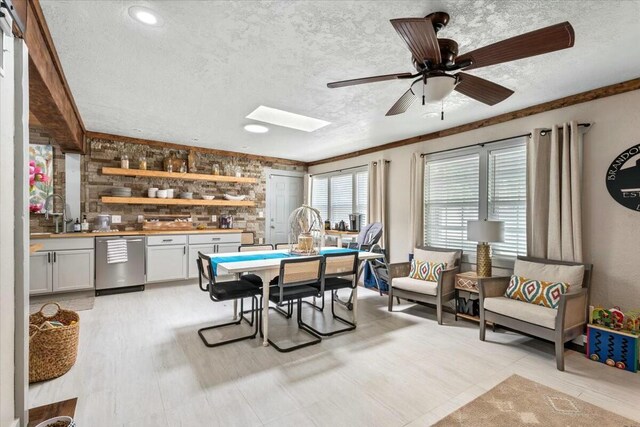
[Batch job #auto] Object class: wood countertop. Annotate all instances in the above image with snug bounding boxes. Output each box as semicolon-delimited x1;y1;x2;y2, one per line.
30;229;245;239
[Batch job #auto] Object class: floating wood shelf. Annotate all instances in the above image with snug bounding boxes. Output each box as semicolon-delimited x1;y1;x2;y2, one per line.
101;167;258;184
101;196;256;207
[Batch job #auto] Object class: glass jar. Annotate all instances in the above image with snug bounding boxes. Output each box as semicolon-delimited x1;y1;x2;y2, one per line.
166;162;173;173
179;161;187;173
234;166;242;178
121;155;129;169
139;156;147;170
211;164;220;176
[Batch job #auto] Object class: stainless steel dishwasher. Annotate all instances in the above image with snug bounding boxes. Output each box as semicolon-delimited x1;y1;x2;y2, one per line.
95;236;146;295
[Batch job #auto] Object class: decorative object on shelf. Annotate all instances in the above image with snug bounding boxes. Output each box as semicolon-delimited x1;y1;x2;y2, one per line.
120;154;130;169
467;219;504;277
111;187;132;197
324;219;331;230
211;164;220;175
138;155;147;170
29;303;80;383
165;162;173;173
180;192;193;199
156;189;168;199
29;144;54;214
101;196;256;207
166;189;175;199
142;214;193;231
163;152;185;173
288;205;323;255
179;162;187;173
187;150;196;173
606;143;640;212
586;324;639;373
224;194;247;201
234;166;242;178
202;195;215;200
219;215;233;229
147;187;158;198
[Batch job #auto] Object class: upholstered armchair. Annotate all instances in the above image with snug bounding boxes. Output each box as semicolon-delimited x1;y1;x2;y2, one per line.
478;256;592;371
388;246;462;324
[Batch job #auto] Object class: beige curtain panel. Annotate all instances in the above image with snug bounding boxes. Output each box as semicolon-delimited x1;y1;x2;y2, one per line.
527;121;584;262
409;152;425;253
367;159;389;249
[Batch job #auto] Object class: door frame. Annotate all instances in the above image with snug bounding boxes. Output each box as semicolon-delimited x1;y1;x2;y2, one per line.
264;168;305;245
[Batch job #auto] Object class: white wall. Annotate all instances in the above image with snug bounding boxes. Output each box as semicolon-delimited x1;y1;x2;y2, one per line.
309;90;640;309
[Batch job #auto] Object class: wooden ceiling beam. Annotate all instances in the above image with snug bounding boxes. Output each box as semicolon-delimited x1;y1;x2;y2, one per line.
308;77;640;166
19;0;85;153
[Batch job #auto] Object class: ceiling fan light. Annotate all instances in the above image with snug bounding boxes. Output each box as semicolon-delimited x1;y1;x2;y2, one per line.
411;75;457;103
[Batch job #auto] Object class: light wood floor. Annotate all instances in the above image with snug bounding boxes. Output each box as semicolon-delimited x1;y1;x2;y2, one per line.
30;282;640;427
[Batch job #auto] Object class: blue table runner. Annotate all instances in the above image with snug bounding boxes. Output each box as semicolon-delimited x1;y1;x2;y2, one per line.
210;248;358;276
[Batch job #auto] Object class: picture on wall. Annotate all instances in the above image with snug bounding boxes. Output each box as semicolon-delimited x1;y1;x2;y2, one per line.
29;144;54;213
606;143;640;212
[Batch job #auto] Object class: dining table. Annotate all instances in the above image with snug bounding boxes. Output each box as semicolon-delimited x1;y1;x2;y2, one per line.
207;247;384;347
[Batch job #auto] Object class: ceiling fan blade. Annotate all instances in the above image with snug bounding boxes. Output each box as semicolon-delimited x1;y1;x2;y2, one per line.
454;72;514;105
457;22;575;70
327;72;413;88
390;18;441;66
386;89;417;116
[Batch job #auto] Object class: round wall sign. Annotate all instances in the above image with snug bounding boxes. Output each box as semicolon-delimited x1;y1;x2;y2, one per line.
606;143;640;212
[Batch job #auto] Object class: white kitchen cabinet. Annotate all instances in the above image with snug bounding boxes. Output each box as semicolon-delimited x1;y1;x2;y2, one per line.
53;249;95;292
146;245;188;283
188;244;215;279
30;252;53;295
30;238;95;295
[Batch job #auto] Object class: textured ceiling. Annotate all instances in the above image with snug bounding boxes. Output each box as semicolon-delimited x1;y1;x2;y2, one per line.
40;0;640;162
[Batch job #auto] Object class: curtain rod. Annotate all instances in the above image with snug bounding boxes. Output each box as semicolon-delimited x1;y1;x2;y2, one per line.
309;161;389;177
420;123;591;157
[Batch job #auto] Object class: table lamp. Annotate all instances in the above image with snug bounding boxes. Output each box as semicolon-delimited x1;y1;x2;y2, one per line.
467;219;505;277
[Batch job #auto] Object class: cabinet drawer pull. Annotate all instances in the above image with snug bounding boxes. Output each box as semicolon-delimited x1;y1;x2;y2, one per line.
211;237;221;241
48;253;51;263
162;239;173;242
183;246;186;255
53;252;57;263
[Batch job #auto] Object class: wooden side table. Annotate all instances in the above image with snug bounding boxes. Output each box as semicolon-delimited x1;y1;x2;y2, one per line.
454;271;508;325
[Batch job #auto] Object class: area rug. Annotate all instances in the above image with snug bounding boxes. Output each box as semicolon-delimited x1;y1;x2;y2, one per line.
434;374;638;426
30;296;95;314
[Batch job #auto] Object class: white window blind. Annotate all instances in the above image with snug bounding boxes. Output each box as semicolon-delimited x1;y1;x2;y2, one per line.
488;145;527;257
330;174;353;223
311;167;368;226
424;154;480;253
311;177;329;223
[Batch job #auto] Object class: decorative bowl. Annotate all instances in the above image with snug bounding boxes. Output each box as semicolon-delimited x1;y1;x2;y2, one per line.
202;195;215;200
156;190;168;199
35;416;76;427
224;194;247;201
180;192;193;199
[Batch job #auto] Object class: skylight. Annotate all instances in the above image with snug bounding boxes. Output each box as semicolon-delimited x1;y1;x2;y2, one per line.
246;106;330;132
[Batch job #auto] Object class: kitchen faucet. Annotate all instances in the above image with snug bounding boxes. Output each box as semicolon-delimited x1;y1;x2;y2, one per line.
44;194;71;234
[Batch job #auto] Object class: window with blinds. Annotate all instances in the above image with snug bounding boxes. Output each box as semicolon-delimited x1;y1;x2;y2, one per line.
488;145;527;257
423;138;527;258
424;154;480;254
311;167;368;225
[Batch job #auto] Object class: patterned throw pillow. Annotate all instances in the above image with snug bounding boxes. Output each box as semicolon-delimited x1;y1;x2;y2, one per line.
409;259;445;282
504;275;570;309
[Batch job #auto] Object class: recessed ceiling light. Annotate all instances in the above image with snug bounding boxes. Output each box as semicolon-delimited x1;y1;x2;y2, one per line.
246;106;330;132
128;6;162;26
244;124;269;134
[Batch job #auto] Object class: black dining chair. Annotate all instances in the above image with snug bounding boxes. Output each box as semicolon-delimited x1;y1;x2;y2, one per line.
261;256;324;352
196;252;262;347
305;252;358;336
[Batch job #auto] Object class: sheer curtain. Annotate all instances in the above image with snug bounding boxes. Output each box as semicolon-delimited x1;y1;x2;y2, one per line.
409;152;424;254
367;159;389;249
527;121;586;261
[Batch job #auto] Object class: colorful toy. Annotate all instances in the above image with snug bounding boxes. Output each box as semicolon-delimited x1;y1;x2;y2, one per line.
590;306;640;335
586;324;639;373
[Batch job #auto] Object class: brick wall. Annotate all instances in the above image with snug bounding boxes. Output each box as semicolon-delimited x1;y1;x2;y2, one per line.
30;129;306;240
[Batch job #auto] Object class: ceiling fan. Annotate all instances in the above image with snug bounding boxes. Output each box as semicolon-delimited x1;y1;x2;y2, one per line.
327;12;575;116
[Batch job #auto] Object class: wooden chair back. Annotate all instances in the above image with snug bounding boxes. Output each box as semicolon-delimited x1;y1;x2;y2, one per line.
323;252;358;278
241;231;255;245
238;244;274;252
278;257;323;287
415;245;463;267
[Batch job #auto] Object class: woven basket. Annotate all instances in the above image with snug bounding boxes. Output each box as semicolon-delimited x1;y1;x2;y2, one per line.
29;303;80;383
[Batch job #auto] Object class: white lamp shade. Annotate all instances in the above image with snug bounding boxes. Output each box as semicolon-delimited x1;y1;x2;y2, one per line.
467;220;505;243
410;75;457;103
